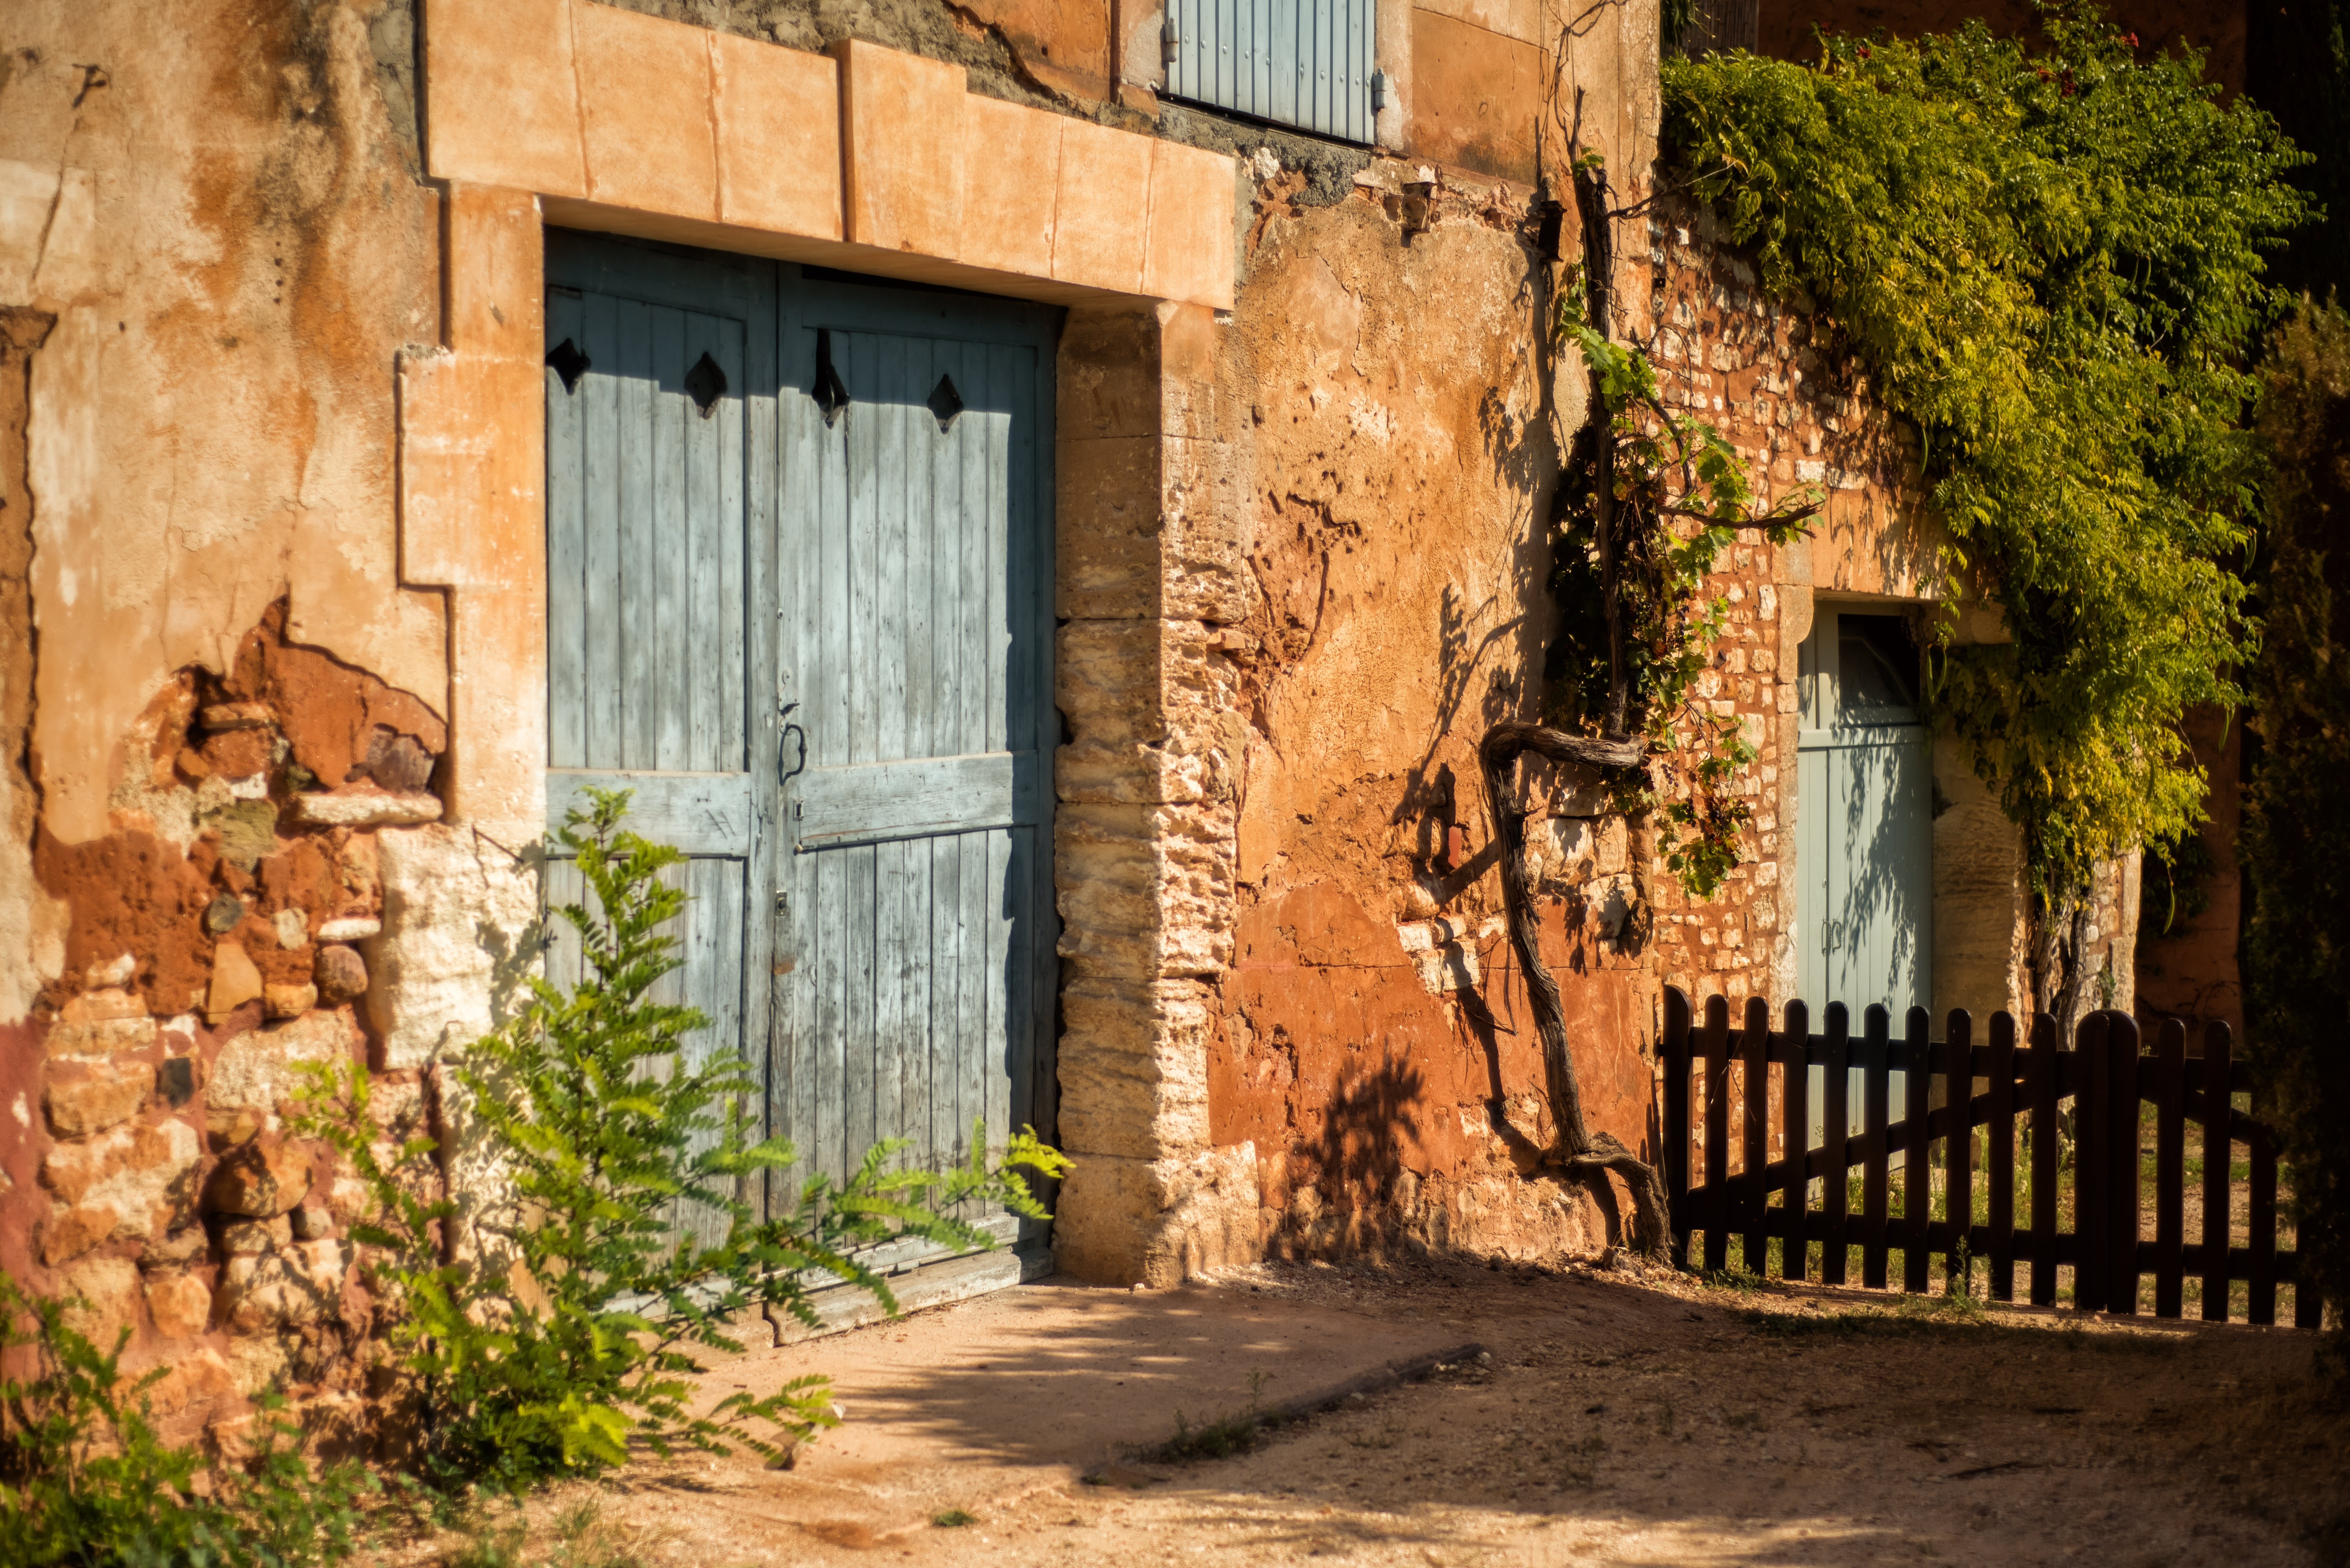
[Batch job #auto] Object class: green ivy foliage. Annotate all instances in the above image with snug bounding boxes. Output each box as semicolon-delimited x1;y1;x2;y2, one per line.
296;790;1068;1496
2242;302;2350;1344
1662;2;2309;894
1548;253;1819;898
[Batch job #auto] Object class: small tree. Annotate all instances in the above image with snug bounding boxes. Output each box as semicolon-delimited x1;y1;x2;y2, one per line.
300;790;1067;1494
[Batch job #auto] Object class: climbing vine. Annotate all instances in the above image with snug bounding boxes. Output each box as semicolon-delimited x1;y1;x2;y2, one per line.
1546;236;1819;898
1660;4;2309;922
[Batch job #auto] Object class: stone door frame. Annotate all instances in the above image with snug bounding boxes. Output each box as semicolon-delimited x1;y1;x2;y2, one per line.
398;0;1253;1286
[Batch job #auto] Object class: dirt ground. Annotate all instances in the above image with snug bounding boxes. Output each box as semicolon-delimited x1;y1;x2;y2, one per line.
372;1258;2350;1568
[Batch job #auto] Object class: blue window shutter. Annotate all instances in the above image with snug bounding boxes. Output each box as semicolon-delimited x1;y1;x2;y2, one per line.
1167;0;1375;144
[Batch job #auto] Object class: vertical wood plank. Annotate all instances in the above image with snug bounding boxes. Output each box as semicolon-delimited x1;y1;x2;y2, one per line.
813;847;849;1183
875;332;909;764
2076;1010;2110;1313
924;832;960;1168
872;835;910;1178
1945;1009;1973;1297
1701;993;1731;1274
2028;1013;2061;1307
581;290;624;767
1822;1001;1852;1287
1986;1011;2017;1302
2201;1022;2233;1321
1861;1004;1892;1291
957;352;988;759
845;332;880;766
986;827;1017;1155
545;290;588;770
1779;999;1810;1283
904;339;939;762
616;297;656;769
843;843;878;1170
682;311;724;773
741;269;779;1219
1741;995;1770;1276
1903;1005;1932;1294
651;305;690;771
2250;1104;2279;1327
1662;986;1692;1262
957;828;988;1166
986;344;1013;755
2154;1017;2186;1318
2107;1012;2142;1316
815;332;851;772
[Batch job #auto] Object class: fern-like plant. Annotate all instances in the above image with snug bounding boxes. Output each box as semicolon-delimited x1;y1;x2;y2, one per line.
298;789;1068;1495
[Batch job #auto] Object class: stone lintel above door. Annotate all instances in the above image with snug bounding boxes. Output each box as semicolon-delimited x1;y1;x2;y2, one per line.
422;0;1237;311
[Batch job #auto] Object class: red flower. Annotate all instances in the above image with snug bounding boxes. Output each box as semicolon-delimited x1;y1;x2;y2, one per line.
1856;45;1871;59
2123;31;2140;48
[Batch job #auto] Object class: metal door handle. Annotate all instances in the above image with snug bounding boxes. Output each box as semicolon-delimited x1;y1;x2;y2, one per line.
780;723;807;783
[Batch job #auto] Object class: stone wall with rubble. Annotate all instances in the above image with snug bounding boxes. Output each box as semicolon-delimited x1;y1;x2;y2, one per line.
1643;195;2138;1039
0;0;540;1453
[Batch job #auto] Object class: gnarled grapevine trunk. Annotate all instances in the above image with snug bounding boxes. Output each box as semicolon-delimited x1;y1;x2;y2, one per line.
1477;724;1674;1258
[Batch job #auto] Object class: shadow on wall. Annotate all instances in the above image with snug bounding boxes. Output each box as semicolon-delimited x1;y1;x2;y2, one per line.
1293;1055;1428;1238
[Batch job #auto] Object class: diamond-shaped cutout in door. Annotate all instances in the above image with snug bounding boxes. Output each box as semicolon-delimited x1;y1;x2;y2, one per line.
927;373;965;433
684;351;727;418
546;337;591;393
814;329;850;428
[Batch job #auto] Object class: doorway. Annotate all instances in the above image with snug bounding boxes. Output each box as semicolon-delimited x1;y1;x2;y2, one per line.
540;231;1060;1261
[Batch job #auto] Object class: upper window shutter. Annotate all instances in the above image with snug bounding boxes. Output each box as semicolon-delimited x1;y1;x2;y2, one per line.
1165;0;1376;145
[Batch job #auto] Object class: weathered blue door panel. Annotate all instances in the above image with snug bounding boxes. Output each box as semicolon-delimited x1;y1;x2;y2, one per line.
775;276;1060;1249
543;237;1057;1253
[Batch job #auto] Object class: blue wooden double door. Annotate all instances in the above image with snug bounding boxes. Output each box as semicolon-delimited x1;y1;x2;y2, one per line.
541;231;1059;1247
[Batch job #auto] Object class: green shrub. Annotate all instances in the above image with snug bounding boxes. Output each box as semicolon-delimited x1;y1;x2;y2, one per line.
0;1278;373;1567
297;790;1069;1495
2244;301;2350;1344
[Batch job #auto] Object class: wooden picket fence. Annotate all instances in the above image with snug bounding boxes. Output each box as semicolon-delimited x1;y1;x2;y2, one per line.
1657;988;2316;1327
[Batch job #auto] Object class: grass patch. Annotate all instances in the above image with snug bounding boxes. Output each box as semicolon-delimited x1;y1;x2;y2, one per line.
932;1510;977;1529
1134;1372;1291;1464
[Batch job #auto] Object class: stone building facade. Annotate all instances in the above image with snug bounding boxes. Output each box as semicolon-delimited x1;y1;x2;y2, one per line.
0;0;2122;1450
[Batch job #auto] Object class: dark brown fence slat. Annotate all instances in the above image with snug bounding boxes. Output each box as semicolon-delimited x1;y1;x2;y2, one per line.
1663;986;1692;1261
2250;1113;2279;1327
1946;1009;1974;1296
1742;996;1770;1276
1986;1010;2017;1302
2201;1022;2232;1321
2296;1255;2321;1329
1862;1004;1893;1291
1781;1000;1810;1283
2078;1012;2111;1313
1903;1006;1933;1294
1702;993;1732;1274
1822;1002;1852;1287
2153;1018;2186;1318
2107;1013;2142;1316
2029;1013;2061;1307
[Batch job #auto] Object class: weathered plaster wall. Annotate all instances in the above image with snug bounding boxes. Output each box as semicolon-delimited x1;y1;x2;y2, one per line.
0;0;499;1450
1206;160;1649;1264
6;2;448;849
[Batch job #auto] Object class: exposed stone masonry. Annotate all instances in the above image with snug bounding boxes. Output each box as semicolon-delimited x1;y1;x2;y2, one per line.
12;603;454;1443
